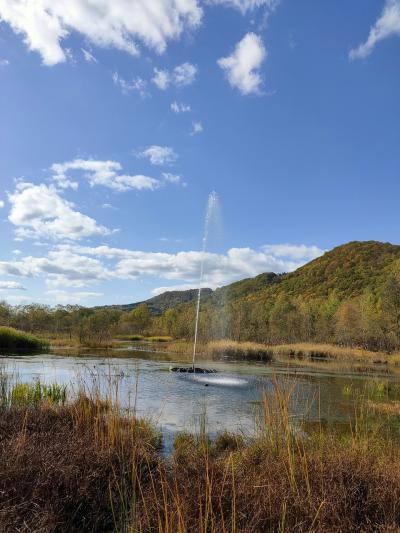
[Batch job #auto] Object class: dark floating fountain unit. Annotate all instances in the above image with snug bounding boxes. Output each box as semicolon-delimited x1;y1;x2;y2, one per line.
170;366;217;374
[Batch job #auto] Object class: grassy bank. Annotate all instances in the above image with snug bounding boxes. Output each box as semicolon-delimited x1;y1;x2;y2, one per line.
207;340;273;361
143;338;400;367
0;327;49;354
2;376;400;531
0;377;161;532
270;342;395;363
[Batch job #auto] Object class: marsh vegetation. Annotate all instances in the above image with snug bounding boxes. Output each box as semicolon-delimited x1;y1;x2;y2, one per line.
2;371;400;532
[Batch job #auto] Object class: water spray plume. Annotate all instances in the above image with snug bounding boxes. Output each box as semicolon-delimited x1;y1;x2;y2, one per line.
192;191;218;371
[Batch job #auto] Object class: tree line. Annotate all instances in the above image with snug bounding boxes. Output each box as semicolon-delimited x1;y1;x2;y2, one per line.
2;272;400;351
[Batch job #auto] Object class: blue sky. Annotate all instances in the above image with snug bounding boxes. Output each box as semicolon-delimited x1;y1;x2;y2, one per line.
0;0;399;306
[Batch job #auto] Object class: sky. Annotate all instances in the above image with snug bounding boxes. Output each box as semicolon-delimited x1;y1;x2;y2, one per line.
0;0;399;307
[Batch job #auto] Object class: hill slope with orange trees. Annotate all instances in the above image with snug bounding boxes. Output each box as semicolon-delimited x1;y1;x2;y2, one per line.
159;241;400;351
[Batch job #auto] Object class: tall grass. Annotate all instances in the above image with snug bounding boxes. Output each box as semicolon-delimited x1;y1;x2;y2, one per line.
207;340;273;361
1;371;400;531
0;326;49;354
125;380;400;532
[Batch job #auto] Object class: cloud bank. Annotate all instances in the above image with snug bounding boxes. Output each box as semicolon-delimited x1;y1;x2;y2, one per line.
0;0;202;65
0;243;325;297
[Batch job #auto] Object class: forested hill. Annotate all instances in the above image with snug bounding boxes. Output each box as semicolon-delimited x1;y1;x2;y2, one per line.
112;241;400;314
154;241;400;351
245;241;400;304
199;241;400;309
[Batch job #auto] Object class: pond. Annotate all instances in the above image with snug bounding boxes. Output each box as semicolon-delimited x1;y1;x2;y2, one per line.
1;348;399;451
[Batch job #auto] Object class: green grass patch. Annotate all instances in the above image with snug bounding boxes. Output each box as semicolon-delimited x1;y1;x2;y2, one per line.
10;382;67;407
0;327;49;354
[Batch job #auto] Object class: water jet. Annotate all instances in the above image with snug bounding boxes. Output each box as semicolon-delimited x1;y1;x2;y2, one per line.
170;191;218;374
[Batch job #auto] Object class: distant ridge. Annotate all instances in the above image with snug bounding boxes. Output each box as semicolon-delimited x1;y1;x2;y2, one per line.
100;288;213;315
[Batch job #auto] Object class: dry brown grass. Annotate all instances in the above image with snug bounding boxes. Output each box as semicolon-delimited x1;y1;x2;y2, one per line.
1;378;400;531
130;381;400;532
271;342;389;363
207;340;273;361
366;400;400;415
146;339;400;369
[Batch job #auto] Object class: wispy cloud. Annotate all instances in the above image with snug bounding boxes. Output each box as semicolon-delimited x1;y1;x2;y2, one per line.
0;281;26;290
190;121;203;135
209;0;279;14
349;0;400;60
162;173;186;186
81;48;97;63
137;145;178;165
171;101;191;113
112;72;148;97
46;289;103;304
152;62;197;90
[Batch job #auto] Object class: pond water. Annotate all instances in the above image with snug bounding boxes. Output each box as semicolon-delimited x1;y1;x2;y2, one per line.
1;349;399;451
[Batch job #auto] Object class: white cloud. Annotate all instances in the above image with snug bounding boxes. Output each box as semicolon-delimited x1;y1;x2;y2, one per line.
52;173;79;190
349;0;400;60
190;121;203;135
0;0;202;66
209;0;279;14
151;283;204;296
0;248;112;287
262;244;325;261
152;68;171;90
218;32;266;95
0;243;323;293
0;200;4;208
137;146;177;165
2;294;31;304
173;62;197;86
162;172;184;185
112;72;148;97
81;48;97;63
52;159;160;191
65;242;324;287
171;101;191;113
0;58;9;66
0;281;26;290
8;182;111;241
46;289;103;304
152;62;197;90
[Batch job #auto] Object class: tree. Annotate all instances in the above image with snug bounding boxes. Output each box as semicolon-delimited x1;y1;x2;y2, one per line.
125;304;151;335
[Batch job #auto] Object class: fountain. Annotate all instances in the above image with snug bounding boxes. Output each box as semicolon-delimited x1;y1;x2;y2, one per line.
170;192;218;374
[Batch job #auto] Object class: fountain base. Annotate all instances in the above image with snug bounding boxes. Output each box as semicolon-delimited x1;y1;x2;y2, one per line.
170;366;217;374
